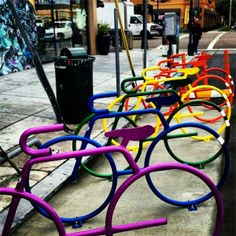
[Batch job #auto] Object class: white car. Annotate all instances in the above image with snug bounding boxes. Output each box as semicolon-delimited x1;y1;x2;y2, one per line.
44;21;73;41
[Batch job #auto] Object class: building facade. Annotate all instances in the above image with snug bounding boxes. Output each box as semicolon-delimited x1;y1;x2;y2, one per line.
18;0;219;59
131;0;218;30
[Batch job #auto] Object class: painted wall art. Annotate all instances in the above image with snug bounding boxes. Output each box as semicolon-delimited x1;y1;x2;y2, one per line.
0;0;37;75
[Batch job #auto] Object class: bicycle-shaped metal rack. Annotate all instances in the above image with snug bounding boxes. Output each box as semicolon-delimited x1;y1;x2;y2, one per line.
0;124;226;235
71;68;230;178
113;53;232;130
114;73;231;140
157;51;234;108
140;66;231;120
29;99;229;227
0;53;231;235
102;65;231;145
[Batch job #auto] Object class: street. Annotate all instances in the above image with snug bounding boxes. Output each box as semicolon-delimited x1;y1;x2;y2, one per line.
132;30;236;50
38;31;236;63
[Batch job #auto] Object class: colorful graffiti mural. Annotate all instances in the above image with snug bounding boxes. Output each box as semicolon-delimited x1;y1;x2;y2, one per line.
0;0;36;75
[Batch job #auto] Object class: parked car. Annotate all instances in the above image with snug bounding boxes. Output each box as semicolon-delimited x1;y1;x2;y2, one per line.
233;24;236;31
151;23;163;36
44;21;73;41
36;19;44;27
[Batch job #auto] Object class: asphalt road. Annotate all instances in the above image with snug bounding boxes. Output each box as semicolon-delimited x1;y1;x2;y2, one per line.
132;30;236;50
207;52;236;236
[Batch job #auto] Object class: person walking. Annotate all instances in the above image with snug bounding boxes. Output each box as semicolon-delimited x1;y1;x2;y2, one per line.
192;17;202;54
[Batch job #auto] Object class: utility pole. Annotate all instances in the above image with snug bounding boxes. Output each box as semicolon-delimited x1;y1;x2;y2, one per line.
229;0;233;27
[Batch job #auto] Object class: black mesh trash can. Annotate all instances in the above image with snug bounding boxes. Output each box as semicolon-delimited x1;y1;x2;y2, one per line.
55;48;95;124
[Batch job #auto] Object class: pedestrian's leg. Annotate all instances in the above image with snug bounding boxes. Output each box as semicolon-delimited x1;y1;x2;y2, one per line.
193;38;199;54
192;38;197;54
195;39;199;53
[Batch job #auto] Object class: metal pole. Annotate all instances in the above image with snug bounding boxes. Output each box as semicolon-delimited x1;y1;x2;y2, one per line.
51;0;57;56
124;2;128;29
142;0;148;68
229;0;233;27
187;0;194;55
70;0;74;47
114;0;136;77
114;9;120;97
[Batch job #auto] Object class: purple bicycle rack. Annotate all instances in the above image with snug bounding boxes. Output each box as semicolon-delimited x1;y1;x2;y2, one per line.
0;124;224;235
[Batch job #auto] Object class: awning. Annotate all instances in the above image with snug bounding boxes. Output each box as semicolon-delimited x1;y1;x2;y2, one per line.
35;0;78;10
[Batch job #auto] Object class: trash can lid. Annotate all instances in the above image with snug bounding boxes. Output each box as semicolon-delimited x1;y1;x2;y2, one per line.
60;47;87;59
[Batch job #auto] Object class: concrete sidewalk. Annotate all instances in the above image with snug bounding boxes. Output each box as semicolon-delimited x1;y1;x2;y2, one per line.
0;48;165;151
0;48;227;235
0;48;170;186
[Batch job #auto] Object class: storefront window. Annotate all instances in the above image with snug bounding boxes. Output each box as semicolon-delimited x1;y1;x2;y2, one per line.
35;0;87;62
